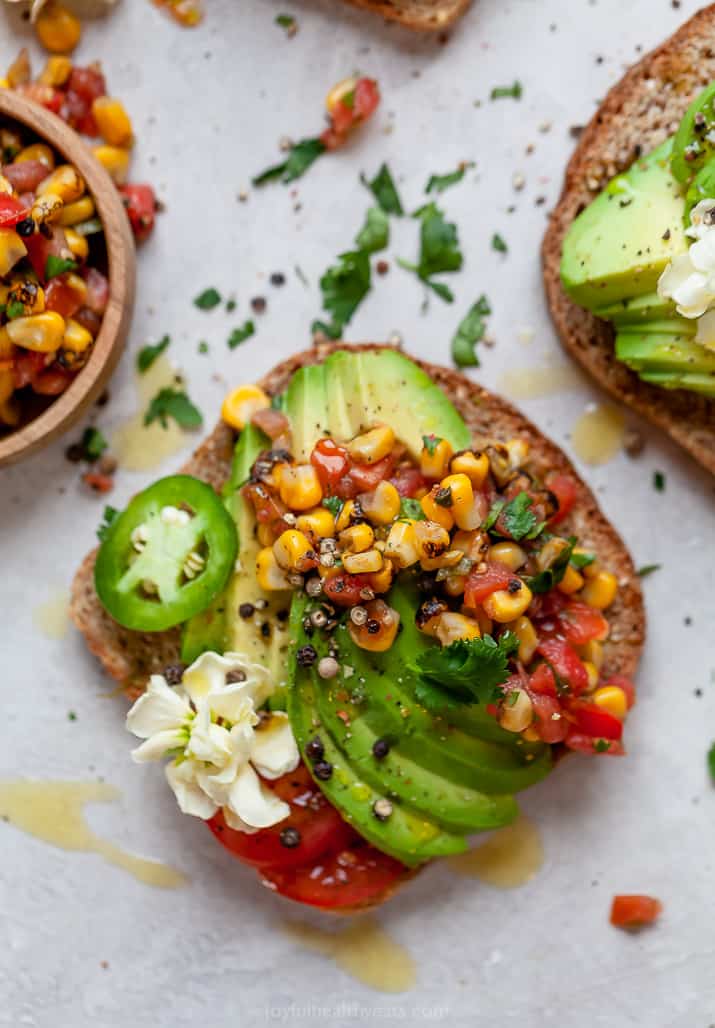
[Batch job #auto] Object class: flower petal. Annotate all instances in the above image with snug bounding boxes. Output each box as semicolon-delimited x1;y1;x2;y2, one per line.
182;651;271;707
130;728;186;763
226;763;291;829
125;675;189;739
249;712;300;780
165;760;218;820
222;807;260;834
210;687;259;725
186;704;233;766
696;309;715;351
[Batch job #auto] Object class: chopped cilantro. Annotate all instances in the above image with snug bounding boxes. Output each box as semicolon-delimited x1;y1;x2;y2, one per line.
136;335;170;372
194;287;222;310
399;497;426;521
144;387;203;430
228;321;255;349
653;470;666;492
451;295;491;367
571;550;596;569
198;340;209;354
45;255;77;280
226;298;237;312
355;207;389;254
67;710;77;721
5;298;25;319
526;537;577;593
422;434;441;456
398;203;463;303
252;137;325;186
593;739;611;753
491;233;508;253
637;563;662;578
708;742;715;784
486;492;544;541
361;163;403;215
322;495;343;516
275;13;296;32
491;81;523;100
412;633;518;711
317;249;371;335
97;505;120;541
425;162;474;195
81;426;108;461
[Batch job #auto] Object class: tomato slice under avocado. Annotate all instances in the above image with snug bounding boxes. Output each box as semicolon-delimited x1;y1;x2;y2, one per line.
94;475;237;632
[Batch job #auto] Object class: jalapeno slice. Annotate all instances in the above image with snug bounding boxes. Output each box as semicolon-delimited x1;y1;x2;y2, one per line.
94;475;238;632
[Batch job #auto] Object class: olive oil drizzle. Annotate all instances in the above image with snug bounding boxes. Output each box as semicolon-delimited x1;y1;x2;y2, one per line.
447;815;544;888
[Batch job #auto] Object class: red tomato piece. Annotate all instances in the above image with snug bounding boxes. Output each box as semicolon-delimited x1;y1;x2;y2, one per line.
354;77;380;120
610;895;662;929
24;227;70;282
323;572;371;607
568;700;623;741
60;89;90;130
464;561;518;607
389;465;426;498
601;673;636;709
76;110;99;137
536;638;589;695
310;438;350;487
207;763;353;871
83;267;109;314
546;473;577;525
2;159;48;193
82;471;114;492
73;306;102;337
118;184;157;243
67;65;107;104
564;731;624;756
529;692;569;743
33;366;74;396
557;600;610;645
528;663;556;696
45;275;86;319
13;351;48;389
348;453;394;492
0;194;29;227
333;474;359;500
260;835;405;911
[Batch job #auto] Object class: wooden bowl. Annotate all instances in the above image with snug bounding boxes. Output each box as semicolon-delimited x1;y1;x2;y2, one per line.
0;90;135;467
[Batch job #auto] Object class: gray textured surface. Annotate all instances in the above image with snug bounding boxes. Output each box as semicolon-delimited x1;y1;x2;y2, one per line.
0;1;713;1026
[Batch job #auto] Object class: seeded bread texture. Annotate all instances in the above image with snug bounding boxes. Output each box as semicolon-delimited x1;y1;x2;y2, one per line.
341;0;471;30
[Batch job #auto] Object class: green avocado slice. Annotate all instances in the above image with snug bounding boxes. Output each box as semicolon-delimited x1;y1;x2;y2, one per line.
595;291;676;325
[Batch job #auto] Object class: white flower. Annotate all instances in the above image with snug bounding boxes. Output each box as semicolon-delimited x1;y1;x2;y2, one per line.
658;199;715;326
126;651;299;832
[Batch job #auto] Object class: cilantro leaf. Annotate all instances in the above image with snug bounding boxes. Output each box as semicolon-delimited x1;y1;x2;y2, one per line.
81;426;108;461
228;321;255;349
194;288;222;310
253;137;325;186
425;162;474;195
322;495;343;516
399;497;426;521
637;563;662;578
5;298;25;319
486;492;544;541
594;739;611;753
311;318;342;339
137;335;170;372
491;81;523;100
526;537;577;593
275;13;296;32
412;633;518;711
361;163;403;215
198;340;209;354
144;387;203;430
422;434;441;456
355;207;389;254
451;295;491;368
491;233;508;253
708;742;715;784
97;505;120;541
571;550;596;569
653;470;666;492
318;249;371;333
45;255;77;280
399;203;463;303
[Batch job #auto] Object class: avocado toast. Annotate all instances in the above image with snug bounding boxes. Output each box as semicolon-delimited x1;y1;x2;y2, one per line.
340;0;471;31
542;5;715;474
71;343;645;911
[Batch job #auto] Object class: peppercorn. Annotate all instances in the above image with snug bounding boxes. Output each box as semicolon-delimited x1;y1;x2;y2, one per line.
313;760;333;781
297;645;318;667
261;622;271;638
251;296;267;314
372;738;390;760
318;656;339;679
305;736;324;761
163;663;186;685
225;669;247;684
15;217;35;237
280;826;301;848
270;271;286;287
239;603;255;619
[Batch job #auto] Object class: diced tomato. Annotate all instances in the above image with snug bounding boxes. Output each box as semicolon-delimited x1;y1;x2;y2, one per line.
321;77;380;151
464;561;518;607
67;65;107;104
15;82;62;114
528;663;556;696
557;600;610;645
207;763;353;871
3;159;48;193
310;438;350;488
354;77;380;120
82;471;114;492
252;407;289;441
323;571;372;607
60;89;90;130
529;692;569;744
537;638;589;695
73;306;102;337
83;267;109;315
547;473;577;525
601;673;636;709
347;453;395;492
13;351;48;389
242;481;288;537
568;700;623;741
24;226;70;282
45;275;86;319
390;465;426;498
118;184;157;243
333;474;359;500
32;366;74;395
260;834;405;911
564;731;624;756
610;895;662;929
77;110;99;137
0;194;29;227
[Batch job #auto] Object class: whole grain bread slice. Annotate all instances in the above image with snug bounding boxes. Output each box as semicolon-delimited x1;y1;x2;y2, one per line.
341;0;471;30
542;6;715;474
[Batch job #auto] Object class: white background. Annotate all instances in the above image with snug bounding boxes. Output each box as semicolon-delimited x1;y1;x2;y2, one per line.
1;1;714;1025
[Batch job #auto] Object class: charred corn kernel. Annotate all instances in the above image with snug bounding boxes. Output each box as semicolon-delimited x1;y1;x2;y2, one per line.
58;195;95;226
499;691;534;734
452;528;487;561
582;558;602;580
6;278;44;316
437;473;474;530
579;639;604;671
278;464;323;511
434;612;481;647
339;522;374;554
583;661;600;691
0;176;12;195
6;311;65;352
349;602;400;653
272;529;315;571
256;548;292;590
335;499;360;533
92;145;130;185
62;318;93;354
423;550;464;572
35;2;82;53
505;438;529;469
63;227;88;261
483;581;533;623
326;75;357;113
450;450;489;488
414;520;451;564
420;437;453;479
92;97;133;147
558;564;585;595
384;520;419;568
296;507;334;539
221;384;269;430
7;49;30;88
593;685;627;719
488;542;527;572
510;615;538;664
536;536;571;572
38;165;85;204
421;488;454;531
359;480;401;525
367;558;394;593
346;424;395;464
38;55;72;86
0;229;27;276
580;570;617;610
343;549;383;575
31;193;63;225
16;143;55;170
256;523;275;548
63;272;88;304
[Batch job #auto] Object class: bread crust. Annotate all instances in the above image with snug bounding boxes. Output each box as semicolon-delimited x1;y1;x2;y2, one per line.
542;5;715;474
341;0;471;31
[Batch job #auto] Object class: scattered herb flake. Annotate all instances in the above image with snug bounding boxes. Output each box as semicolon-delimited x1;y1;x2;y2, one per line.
361;163;404;216
317;249;371;334
491;233;508;253
226;298;237;312
451;295;491;367
45;255;77;280
67;710;77;721
594;739;611;753
136;335;170;373
425;162;474;195
322;496;343;516
198;340;209;354
228;321;255;349
653;470;666;492
398;203;462;303
491;81;523;100
275;12;296;33
637;564;662;578
571;550;596;569
708;742;715;784
144;387;203;430
422;434;441;456
194;287;222;310
5;298;25;319
81;426;108;461
97;505;120;541
252;137;325;186
527;537;577;593
355;206;389;254
399;497;426;521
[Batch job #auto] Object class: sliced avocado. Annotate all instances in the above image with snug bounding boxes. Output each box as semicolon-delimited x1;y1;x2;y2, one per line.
611;318;696;337
671;82;715;184
561;139;687;309
684;158;715;223
639;369;715;396
616;329;715;371
596;291;676;325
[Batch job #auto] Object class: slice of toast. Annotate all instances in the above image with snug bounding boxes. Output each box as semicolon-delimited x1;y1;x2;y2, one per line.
341;0;471;31
542;6;715;475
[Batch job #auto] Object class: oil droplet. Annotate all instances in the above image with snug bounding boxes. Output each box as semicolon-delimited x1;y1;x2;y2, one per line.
32;588;69;640
0;781;187;889
350;782;371;803
498;363;585;400
447;815;543;888
112;354;193;472
571;404;625;465
283;916;416;993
